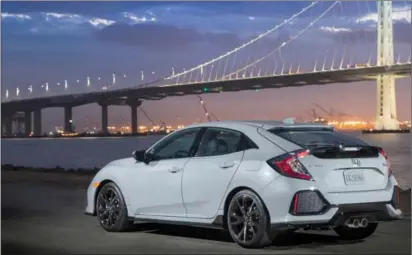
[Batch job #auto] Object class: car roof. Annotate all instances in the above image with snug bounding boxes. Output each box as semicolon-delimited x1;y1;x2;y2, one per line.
185;120;332;131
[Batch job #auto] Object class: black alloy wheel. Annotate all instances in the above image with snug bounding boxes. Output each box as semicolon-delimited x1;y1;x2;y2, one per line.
96;182;133;232
227;189;274;248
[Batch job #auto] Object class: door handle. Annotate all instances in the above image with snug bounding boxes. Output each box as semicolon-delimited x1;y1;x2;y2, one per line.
219;161;235;169
168;167;182;173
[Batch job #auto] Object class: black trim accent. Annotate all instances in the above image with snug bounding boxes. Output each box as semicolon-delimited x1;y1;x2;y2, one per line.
272;201;401;231
390;186;400;209
212;215;224;226
188;127;207;157
131;217;225;230
84;212;94;216
288;189;331;216
239;134;259;150
269;127;335;133
271;214;343;231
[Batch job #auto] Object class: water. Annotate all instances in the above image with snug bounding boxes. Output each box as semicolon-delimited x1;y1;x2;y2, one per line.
1;132;410;188
347;132;411;189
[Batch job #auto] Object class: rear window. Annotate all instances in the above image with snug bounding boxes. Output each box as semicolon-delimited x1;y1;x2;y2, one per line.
268;128;368;148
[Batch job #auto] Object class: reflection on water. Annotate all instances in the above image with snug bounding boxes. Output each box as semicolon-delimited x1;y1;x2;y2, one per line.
347;132;411;189
2;132;411;188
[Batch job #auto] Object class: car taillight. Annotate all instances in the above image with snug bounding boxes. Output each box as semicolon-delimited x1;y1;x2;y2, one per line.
378;147;392;176
267;149;312;181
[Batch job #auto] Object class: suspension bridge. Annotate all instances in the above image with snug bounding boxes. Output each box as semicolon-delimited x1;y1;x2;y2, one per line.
1;1;411;136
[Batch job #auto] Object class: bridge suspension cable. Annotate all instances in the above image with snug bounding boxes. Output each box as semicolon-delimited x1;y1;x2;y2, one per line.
221;1;340;79
163;1;320;82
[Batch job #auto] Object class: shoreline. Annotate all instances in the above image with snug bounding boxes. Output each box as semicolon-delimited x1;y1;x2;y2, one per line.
2;164;410;216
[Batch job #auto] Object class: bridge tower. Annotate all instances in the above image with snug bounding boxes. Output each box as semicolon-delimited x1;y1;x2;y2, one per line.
375;1;399;130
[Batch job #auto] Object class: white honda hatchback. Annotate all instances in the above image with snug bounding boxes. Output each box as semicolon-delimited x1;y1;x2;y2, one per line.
85;120;403;248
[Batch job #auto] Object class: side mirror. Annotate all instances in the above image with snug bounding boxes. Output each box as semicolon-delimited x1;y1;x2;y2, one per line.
132;150;153;164
133;150;146;162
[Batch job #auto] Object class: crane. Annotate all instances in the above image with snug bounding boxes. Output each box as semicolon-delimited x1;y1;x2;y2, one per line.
305;108;321;120
138;106;156;127
139;107;168;131
197;96;219;122
330;108;350;117
313;103;333;117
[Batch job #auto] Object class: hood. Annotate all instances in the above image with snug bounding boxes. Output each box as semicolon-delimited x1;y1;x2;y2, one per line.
105;157;135;168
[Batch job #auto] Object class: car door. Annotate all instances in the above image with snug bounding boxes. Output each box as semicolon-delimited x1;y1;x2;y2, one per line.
181;127;246;219
131;127;203;218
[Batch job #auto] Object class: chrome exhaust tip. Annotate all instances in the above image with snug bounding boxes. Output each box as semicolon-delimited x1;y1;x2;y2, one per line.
360;218;368;228
345;218;361;228
352;219;360;228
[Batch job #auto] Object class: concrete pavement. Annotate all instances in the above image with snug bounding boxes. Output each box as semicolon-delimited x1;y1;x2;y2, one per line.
2;171;411;254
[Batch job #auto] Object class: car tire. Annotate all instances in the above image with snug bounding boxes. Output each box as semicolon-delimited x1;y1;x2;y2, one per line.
96;182;134;232
226;189;275;248
334;223;378;240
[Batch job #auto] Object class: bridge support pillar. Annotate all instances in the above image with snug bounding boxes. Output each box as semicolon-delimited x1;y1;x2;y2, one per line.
2;116;12;136
101;104;109;133
130;104;139;134
129;101;141;134
33;109;42;136
24;111;32;136
375;1;399;130
64;106;73;133
131;105;138;134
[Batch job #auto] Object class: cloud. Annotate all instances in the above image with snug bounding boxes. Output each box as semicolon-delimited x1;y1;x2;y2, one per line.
26;12;115;32
1;12;31;21
94;23;241;50
122;11;157;24
320;22;412;44
356;5;411;24
319;26;352;33
43;12;84;24
88;18;115;28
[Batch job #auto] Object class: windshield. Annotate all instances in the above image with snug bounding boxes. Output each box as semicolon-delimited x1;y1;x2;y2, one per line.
268;129;368;149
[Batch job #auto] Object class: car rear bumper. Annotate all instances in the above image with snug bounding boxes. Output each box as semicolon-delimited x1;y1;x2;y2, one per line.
271;200;403;230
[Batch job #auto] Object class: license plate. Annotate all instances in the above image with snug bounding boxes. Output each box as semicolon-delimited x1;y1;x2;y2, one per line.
343;170;365;185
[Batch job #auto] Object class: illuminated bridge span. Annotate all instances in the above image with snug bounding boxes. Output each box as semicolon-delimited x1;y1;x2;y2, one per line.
1;1;411;136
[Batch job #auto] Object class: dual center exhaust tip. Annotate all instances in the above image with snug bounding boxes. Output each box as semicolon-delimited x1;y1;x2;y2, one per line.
345;217;369;228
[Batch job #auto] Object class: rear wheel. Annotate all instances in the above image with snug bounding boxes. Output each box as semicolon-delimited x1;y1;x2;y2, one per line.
226;189;275;248
96;182;134;232
334;223;378;240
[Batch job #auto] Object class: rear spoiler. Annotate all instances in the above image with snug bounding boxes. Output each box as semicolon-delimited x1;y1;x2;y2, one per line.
269;126;335;133
309;145;382;159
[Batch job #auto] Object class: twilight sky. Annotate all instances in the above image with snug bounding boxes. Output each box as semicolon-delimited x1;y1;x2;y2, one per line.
1;1;411;131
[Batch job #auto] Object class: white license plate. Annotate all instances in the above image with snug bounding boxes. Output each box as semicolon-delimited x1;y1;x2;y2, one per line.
343;170;365;185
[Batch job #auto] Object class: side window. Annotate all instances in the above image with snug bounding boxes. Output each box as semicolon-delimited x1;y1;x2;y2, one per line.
151;128;201;160
197;128;243;157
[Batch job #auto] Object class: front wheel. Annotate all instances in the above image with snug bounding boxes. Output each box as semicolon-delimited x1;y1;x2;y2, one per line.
334;223;378;240
96;182;134;232
226;189;274;248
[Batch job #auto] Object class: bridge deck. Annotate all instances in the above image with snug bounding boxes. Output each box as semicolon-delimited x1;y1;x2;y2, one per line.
2;64;411;112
